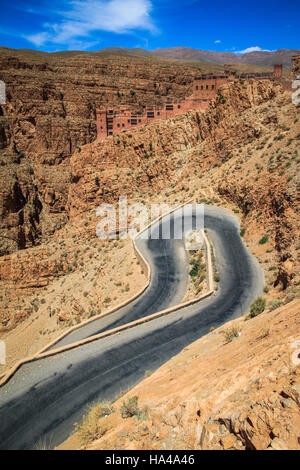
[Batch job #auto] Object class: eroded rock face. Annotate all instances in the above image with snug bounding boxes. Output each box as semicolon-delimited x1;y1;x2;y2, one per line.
0;48;213;255
66;78;299;290
199;374;300;450
292;55;300;76
0;48;207;163
0;155;42;254
67;79;280;217
218;177;297;290
0;151;70;254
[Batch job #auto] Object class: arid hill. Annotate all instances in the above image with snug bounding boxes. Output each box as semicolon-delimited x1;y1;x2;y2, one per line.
0;49;299;448
89;46;300;67
0;47;221;255
151;47;300;67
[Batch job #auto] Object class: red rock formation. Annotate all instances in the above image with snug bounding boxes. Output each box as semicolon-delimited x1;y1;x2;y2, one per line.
96;66;282;139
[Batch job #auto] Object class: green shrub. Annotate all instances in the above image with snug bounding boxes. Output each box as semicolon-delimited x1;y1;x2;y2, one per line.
73;401;112;445
269;299;282;311
120;396;139;418
259;236;269;245
223;325;240;343
218;94;226;104
248;297;266;318
240;228;246;237
189;267;198;277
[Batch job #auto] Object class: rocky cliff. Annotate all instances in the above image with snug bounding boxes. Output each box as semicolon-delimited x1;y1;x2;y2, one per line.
0;47;218;255
68;78;298;290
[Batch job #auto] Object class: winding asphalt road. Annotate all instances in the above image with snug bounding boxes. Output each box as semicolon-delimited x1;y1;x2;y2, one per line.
0;205;263;450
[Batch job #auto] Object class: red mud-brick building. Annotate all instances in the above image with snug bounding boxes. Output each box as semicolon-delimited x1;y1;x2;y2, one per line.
96;65;282;140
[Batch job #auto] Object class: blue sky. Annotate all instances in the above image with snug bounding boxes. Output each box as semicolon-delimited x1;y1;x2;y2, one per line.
0;0;299;53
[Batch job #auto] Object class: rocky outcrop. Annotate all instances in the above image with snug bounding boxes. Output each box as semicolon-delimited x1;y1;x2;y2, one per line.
67;79;280;217
199;372;300;450
0;47;219;255
0;47;210;163
81;300;300;451
0;154;42;254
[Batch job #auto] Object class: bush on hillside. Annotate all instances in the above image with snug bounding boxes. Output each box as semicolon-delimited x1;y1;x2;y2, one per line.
248;296;266;318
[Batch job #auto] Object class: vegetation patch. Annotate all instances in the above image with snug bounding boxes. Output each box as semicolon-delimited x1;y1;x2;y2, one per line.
73;401;113;445
222;325;241;344
120;396;140;419
188;249;206;295
259;236;269;245
246;296;266;319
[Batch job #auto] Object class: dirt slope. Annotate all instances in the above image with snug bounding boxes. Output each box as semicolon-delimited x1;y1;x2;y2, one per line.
61;299;299;450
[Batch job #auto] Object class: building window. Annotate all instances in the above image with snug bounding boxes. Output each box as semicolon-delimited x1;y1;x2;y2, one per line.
122;123;125;127
139;119;141;123
196;86;198;90
177;105;181;109
206;85;209;90
201;85;203;90
117;123;120;127
166;105;173;111
157;112;160;116
128;119;130;123
147;112;155;118
212;85;215;90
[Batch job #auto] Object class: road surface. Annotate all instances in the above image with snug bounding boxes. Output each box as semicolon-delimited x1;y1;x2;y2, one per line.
0;205;263;449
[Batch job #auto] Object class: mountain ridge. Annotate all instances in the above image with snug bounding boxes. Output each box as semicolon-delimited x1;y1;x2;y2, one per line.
1;45;299;67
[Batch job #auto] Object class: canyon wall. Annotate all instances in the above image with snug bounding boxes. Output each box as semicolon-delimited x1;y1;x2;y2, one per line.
0;48;216;254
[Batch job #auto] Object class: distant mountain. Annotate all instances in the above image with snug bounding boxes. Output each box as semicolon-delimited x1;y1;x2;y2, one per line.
96;47;153;57
151;47;300;67
1;45;299;67
93;46;300;67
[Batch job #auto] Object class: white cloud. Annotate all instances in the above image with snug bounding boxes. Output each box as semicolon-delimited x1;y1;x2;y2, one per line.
214;40;221;44
24;0;156;49
235;46;272;55
25;32;50;47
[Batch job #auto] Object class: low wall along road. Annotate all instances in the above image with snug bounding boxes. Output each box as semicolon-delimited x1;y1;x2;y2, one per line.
0;204;264;449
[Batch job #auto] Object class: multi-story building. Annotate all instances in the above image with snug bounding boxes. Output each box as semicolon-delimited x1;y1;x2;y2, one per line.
96;64;282;140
